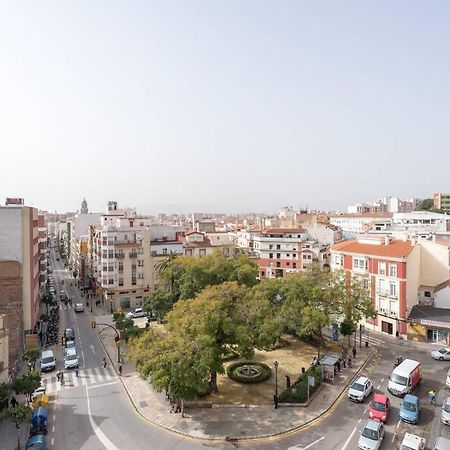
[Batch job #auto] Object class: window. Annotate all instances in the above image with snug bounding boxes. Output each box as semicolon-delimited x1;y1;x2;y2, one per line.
276;253;281;259
138;260;144;267
108;251;114;258
292;253;296;259
118;262;123;272
379;262;386;275
389;282;397;296
293;262;297;268
276;262;281;268
363;279;369;290
269;245;273;250
199;249;206;257
185;249;192;256
424;291;431;298
162;248;168;255
276;244;281;250
286;254;290;257
108;278;114;285
389;264;397;277
286;262;290;266
269;253;273;259
119;278;124;287
138;273;144;279
138;247;144;255
261;271;265;277
102;251;107;259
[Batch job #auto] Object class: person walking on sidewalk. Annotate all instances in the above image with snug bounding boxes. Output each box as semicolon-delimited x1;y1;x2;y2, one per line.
118;364;123;376
352;347;357;358
102;357;107;369
10;396;18;408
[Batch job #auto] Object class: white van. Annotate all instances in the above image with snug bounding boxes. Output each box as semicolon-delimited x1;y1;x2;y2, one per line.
388;359;421;397
41;350;56;372
434;436;450;450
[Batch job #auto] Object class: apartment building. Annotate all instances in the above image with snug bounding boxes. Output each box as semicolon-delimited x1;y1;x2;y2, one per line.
331;236;418;337
434;193;450;213
38;213;47;288
254;228;308;279
0;199;40;335
92;217;153;311
329;213;393;238
180;232;214;257
0;261;23;372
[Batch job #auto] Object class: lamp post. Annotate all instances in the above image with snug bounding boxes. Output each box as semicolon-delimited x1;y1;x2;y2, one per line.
90;293;93;313
274;360;279;409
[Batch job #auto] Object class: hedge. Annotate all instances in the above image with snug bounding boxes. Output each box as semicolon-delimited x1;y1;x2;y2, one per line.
226;361;272;384
279;366;322;403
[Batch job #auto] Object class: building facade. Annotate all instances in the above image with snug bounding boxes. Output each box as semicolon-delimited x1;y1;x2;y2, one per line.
434;193;450;213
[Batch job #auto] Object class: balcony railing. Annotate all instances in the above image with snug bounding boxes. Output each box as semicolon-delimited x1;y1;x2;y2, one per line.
115;253;125;259
129;252;138;258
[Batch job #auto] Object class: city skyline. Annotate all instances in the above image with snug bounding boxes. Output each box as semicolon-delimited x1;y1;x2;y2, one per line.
1;1;450;213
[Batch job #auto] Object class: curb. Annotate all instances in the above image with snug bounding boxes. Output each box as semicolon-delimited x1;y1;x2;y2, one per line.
97;332;377;442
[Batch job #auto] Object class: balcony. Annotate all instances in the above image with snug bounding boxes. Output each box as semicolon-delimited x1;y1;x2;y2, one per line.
129;252;138;258
115;253;125;259
115;238;142;246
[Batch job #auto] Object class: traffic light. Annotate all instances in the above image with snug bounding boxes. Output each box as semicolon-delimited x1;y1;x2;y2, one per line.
91;321;96;329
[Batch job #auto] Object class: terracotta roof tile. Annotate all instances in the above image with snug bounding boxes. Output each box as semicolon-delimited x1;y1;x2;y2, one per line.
331;239;414;259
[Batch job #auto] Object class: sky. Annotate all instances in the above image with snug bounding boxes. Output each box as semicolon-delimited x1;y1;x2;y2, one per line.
1;1;450;214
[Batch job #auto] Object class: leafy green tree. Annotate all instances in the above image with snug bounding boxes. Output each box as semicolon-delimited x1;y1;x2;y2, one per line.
154;253;179;292
339;319;356;347
113;309;134;331
12;371;41;402
22;348;40;371
1;403;32;450
0;382;11;402
143;289;174;322
416;198;434;211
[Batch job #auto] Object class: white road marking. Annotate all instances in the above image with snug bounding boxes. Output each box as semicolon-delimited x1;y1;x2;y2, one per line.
51;437;54;446
381;378;384;382
52;425;55;432
341;427;357;450
53;414;55;421
86;384;121;450
377;384;380;389
396;419;401;429
88;381;120;389
90;344;96;355
392;431;397;443
358;418;361;423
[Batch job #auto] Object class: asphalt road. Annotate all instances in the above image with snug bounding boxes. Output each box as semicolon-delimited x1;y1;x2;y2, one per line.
43;246;450;449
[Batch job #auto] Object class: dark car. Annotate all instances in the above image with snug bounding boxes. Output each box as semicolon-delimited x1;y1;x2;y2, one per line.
64;328;75;341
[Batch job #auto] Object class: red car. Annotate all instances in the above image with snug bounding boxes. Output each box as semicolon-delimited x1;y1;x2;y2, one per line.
368;394;390;423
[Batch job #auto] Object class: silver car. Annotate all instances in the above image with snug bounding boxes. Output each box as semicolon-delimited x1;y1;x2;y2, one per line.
431;348;450;361
358;419;384;450
442;397;450;425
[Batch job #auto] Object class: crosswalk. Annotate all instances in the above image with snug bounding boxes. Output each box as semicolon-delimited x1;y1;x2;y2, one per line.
42;367;118;394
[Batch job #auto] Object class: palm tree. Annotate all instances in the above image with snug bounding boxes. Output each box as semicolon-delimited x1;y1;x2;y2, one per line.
154;252;178;292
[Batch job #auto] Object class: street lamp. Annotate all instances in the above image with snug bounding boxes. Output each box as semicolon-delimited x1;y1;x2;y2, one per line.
274;360;279;409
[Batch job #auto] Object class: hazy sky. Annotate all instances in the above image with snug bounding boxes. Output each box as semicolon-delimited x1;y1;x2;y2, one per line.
1;1;449;214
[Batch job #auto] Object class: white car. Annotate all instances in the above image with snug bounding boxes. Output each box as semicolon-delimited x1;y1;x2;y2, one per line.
348;376;373;402
64;340;76;355
127;308;147;318
64;348;79;369
74;303;84;312
400;432;425;450
358;419;384;450
32;386;47;400
442;397;450;425
431;348;450;361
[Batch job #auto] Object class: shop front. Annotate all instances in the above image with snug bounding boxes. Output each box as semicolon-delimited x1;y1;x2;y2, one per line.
407;305;450;344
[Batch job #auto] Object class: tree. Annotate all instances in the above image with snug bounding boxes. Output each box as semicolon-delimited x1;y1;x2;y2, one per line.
1;403;32;450
113;309;134;332
339;319;356;347
0;382;11;402
154;253;179;292
143;289;174;322
416;198;434;211
12;372;41;403
22;348;40;371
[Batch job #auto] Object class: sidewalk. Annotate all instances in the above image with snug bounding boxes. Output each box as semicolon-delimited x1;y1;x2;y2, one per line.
95;316;375;440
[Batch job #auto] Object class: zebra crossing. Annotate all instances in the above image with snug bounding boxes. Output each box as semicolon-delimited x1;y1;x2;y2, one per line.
42;367;118;394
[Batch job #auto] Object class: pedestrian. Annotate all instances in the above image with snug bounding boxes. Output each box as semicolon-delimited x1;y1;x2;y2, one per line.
336;359;341;372
10;396;18;408
75;367;79;377
352;347;357;358
429;390;437;405
102;357;107;369
57;370;61;382
60;372;65;385
347;356;352;367
118;364;123;376
312;356;318;368
174;398;182;413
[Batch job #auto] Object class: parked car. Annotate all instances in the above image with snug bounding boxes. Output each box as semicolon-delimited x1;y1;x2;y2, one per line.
358;419;384;450
64;348;79;370
400;394;420;424
74;303;84;312
368;393;390;423
32;386;47;400
26;434;48;449
441;397;450;425
348;376;373;402
64;328;75;341
40;350;56;372
64;340;76;355
432;348;450;361
127;308;147;319
400;432;425;450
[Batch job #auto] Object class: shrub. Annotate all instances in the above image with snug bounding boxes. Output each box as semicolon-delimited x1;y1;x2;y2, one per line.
226;361;272;384
279;366;321;403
